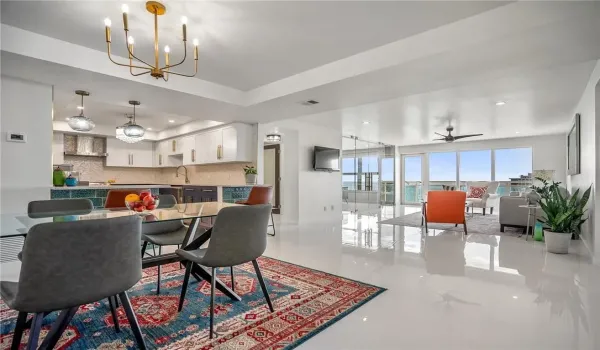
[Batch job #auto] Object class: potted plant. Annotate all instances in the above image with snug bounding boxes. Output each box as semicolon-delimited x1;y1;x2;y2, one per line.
538;185;591;254
243;165;257;185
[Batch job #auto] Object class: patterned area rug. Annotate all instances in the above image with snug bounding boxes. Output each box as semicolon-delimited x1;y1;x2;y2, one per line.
379;212;523;235
0;257;384;349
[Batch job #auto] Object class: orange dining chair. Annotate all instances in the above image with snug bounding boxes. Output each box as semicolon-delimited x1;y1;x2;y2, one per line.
422;191;467;235
236;186;276;236
104;189;149;209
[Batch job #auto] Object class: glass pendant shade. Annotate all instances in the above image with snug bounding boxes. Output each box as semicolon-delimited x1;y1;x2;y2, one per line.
116;125;142;143
123;123;145;137
68;115;95;132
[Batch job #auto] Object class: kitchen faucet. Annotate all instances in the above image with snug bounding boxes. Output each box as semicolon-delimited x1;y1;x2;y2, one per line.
176;165;190;184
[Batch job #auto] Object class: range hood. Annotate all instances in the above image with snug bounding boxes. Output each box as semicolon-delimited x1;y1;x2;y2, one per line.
63;134;108;157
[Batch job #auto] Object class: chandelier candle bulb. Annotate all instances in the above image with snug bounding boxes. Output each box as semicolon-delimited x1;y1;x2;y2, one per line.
104;18;111;42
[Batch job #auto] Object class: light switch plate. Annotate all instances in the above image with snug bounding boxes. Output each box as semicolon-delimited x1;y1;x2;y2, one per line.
6;132;26;143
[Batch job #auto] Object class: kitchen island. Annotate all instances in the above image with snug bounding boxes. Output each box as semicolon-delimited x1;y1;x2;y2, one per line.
50;185;170;208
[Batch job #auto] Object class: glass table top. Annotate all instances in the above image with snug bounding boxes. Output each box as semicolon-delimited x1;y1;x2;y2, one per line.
1;202;241;238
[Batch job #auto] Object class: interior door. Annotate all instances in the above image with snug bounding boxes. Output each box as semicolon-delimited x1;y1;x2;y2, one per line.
401;154;424;204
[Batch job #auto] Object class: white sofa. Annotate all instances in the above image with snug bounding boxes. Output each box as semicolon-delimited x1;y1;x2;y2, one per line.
465;181;500;215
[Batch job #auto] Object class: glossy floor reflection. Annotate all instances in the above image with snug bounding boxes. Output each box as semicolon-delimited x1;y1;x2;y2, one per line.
265;207;600;350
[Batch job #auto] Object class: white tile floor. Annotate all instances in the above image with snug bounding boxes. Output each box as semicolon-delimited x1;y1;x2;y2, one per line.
2;206;600;349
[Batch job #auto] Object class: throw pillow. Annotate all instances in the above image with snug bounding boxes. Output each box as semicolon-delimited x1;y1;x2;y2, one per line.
467;186;488;199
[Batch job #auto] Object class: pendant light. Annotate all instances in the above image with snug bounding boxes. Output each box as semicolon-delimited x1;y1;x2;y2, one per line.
116;114;142;143
116;100;145;142
68;90;95;132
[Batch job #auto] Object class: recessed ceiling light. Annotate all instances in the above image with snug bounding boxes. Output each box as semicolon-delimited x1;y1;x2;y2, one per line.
65;117;71;121
168;120;175;123
515;131;520;134
77;106;84;110
512;296;518;299
147;127;153;130
495;101;506;106
363;121;370;125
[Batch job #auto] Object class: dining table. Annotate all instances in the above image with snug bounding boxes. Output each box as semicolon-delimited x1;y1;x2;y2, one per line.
0;201;244;301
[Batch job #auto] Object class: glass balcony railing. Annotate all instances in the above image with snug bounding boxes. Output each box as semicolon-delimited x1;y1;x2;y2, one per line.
403;180;531;203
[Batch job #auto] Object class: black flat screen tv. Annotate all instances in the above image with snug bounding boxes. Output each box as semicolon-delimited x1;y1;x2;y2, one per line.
313;146;340;172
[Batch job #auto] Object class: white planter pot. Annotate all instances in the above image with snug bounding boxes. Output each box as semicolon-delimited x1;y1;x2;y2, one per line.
544;230;571;254
245;174;257;185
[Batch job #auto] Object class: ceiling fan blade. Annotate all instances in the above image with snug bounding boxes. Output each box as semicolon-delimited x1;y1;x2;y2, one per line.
434;132;446;137
453;134;483;140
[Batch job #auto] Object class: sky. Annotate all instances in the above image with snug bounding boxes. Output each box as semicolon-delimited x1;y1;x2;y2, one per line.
404;148;532;182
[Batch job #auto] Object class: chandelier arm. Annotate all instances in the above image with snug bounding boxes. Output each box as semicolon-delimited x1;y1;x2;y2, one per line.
124;31;155;68
131;69;151;77
160;41;187;70
163;59;198;78
107;44;152;70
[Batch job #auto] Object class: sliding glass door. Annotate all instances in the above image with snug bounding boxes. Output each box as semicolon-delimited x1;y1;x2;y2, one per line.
402;154;423;204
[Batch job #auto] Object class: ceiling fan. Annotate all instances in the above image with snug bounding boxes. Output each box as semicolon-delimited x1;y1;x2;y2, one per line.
433;125;483;142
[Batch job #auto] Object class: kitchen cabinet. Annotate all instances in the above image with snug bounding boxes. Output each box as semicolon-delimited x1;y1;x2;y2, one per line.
154;140;181;167
180;136;196;165
182;186;218;203
193;123;254;165
52;132;64;165
106;138;153;167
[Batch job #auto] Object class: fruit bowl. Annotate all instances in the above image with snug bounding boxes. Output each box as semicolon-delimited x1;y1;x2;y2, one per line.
124;192;159;214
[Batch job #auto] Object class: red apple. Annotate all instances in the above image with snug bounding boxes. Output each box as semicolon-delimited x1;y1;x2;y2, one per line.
140;191;151;200
134;206;144;212
143;196;155;207
146;204;156;210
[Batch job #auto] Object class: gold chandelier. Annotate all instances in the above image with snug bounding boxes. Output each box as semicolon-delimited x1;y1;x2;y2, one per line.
104;1;198;81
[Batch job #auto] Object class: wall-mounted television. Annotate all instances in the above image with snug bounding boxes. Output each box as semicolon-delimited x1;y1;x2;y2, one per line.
313;146;340;172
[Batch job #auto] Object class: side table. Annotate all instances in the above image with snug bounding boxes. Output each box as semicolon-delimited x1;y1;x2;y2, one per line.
518;204;541;241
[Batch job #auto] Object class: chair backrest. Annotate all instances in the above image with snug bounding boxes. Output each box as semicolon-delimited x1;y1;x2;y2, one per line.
28;198;94;218
245;186;273;205
16;215;142;313
157;194;178;208
426;191;466;224
104;189;149;209
200;204;272;267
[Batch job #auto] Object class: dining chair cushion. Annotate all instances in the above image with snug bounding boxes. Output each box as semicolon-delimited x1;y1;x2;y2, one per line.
142;227;188;246
176;248;207;263
8;215;142;313
176;204;271;268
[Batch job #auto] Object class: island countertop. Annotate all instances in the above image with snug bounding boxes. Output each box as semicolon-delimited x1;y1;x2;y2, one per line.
51;185;172;190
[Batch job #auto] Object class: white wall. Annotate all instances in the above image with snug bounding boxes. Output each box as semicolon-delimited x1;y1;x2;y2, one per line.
397;134;567;184
567;59;600;263
1;76;53;218
257;119;342;225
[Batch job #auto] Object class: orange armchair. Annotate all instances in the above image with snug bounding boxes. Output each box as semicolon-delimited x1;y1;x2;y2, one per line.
422;191;467;234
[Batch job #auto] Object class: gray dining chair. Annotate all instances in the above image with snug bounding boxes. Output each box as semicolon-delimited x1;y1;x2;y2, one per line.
28;198;94;218
0;215;147;350
141;194;187;294
176;204;274;339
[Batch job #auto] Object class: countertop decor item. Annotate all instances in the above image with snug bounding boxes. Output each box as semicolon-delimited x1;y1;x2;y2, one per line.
538;184;591;253
244;165;257;185
65;175;78;187
67;90;95;132
104;2;199;81
53;166;66;187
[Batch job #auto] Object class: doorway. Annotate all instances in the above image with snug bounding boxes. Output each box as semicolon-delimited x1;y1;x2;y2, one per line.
263;144;281;213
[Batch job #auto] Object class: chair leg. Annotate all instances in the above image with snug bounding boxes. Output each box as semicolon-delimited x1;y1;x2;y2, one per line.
178;261;193;312
463;220;468;235
252;259;274;312
500;224;505;232
108;296;120;333
267;212;276;237
483;208;486;216
39;306;78;349
141;241;148;257
230;267;235;291
156;246;162;295
454;224;458;227
490;207;494;215
118;291;147;350
210;267;216;339
25;313;44;350
11;311;27;350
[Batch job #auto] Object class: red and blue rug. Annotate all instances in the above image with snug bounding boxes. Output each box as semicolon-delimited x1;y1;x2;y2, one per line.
0;257;384;349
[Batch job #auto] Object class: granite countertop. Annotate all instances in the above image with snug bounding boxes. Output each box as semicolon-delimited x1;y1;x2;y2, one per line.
51;185;172;190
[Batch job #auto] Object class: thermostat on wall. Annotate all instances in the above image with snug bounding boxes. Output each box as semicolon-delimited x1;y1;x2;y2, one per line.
6;132;26;143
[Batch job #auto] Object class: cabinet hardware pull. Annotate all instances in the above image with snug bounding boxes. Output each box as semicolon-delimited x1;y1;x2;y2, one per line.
172;140;176;152
192;149;195;162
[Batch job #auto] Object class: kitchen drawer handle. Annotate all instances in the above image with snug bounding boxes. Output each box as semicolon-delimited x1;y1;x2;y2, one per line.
191;149;195;162
172;140;176;152
185;188;195;191
202;189;214;192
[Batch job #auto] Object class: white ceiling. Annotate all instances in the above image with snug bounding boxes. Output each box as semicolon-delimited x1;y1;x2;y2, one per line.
0;0;508;90
2;1;600;144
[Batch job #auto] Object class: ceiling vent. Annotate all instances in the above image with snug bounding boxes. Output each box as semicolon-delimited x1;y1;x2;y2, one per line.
300;99;319;106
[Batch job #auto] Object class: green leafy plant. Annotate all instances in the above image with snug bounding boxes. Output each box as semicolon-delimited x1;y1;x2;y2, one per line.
538;185;591;235
531;177;562;201
243;165;257;175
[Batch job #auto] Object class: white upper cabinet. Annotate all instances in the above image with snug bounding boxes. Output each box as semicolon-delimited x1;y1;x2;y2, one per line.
181;136;195;165
106;138;154;167
192;123;254;165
